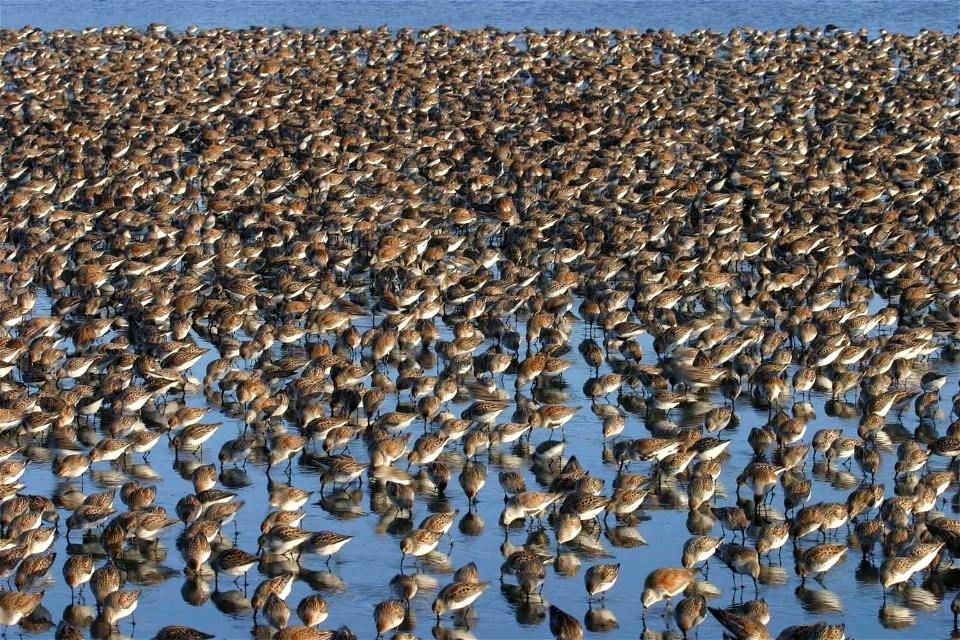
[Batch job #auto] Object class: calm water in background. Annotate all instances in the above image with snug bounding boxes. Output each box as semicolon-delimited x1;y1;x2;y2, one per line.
1;0;957;34
2;2;960;639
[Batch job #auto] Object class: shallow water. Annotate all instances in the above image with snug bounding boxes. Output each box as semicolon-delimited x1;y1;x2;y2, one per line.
1;0;956;35
1;4;958;640
8;286;960;639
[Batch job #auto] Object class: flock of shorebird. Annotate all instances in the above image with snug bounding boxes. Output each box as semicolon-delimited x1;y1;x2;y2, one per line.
0;19;958;640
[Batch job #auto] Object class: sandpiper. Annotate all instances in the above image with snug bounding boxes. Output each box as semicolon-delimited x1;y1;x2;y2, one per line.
213;548;259;587
432;580;489;620
251;573;295;618
584;563;620;601
374;600;406;637
400;529;443;567
775;622;846;640
708;607;771;640
297;594;329;627
641;567;695;616
102;589;141;628
62;554;94;597
879;556;922;599
682;535;723;570
500;491;564;527
755;522;791;558
264;592;291;630
0;591;45;635
305;531;353;564
548;604;584;640
719;543;761;591
795;544;848;585
674;596;706;639
2;22;960;640
153;627;216;640
257;526;312;557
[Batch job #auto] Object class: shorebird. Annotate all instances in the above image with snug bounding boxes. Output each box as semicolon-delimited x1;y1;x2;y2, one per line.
153;627;216;640
641;567;695;617
213;548;259;588
297;594;329;627
719;543;761;591
0;22;959;640
795;544;848;585
584;563;620;601
500;491;564;528
257;526;312;557
62;554;94;598
776;623;846;640
305;531;353;565
879;556;923;601
251;573;295;622
432;580;489;621
708;607;771;640
674;596;706;639
373;600;406;637
400;529;443;568
549;604;584;640
0;591;45;636
102;589;141;628
264;593;291;630
682;536;723;571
